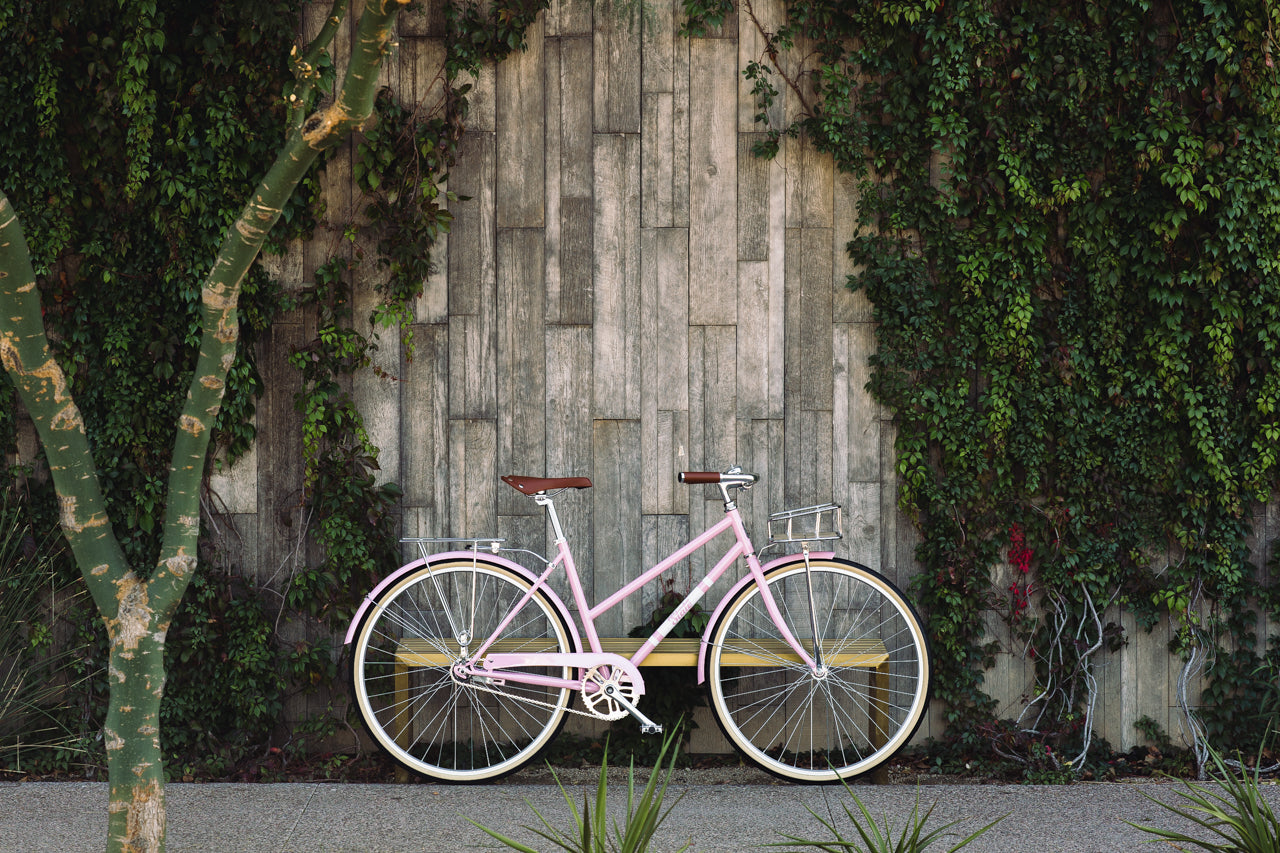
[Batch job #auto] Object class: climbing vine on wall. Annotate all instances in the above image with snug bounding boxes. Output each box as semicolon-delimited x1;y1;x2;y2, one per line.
281;0;550;630
0;0;550;773
690;0;1280;761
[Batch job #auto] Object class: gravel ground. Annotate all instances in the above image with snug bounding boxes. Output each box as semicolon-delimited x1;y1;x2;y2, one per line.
7;774;1278;853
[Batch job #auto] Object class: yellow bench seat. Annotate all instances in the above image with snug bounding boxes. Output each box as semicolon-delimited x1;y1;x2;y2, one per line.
393;636;889;668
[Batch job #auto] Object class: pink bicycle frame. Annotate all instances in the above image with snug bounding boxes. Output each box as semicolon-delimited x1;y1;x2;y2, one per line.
462;499;821;692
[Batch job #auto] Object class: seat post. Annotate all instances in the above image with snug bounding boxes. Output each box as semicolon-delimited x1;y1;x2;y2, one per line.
534;493;568;543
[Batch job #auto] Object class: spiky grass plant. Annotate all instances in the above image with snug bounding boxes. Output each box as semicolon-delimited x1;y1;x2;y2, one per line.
469;726;690;853
1129;742;1280;852
772;776;1005;853
0;499;87;770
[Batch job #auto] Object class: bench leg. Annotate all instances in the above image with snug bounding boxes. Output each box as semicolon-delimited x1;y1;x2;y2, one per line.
394;660;411;783
868;662;891;784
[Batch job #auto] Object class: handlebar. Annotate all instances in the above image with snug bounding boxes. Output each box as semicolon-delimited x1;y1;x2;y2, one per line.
679;470;758;488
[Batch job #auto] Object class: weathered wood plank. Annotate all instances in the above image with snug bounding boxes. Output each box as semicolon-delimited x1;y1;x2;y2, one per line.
699;324;737;469
497;229;547;517
786;407;833;509
641;228;690;513
354;263;402;490
594;420;644;635
543;35;564;322
783;136;835;229
1122;603;1173;750
557;197;594;325
398;36;445;109
686;326;708;576
641;92;675;228
209;439;257;516
735;417;783;552
593;133;641;419
736;260;770;420
799;228;835;412
671;22;691;229
255;320;305;587
457;59;496;134
497;15;545;228
547;0;592;38
687;0;737;37
559;37;594;199
1096;605;1126;749
593;0;642;133
400;36;448;323
497;513;555;594
653;409;690;515
448;133;497;419
641;0;675;93
737;134;770;261
449;314;497;420
402;324;449;535
448;418;497;538
688;38;738;325
448;132;496;317
843;481;881;573
832;168;869;323
546;325;594;573
835;322;880;483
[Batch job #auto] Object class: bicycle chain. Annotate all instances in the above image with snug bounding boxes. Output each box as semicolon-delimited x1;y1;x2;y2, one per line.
452;667;617;722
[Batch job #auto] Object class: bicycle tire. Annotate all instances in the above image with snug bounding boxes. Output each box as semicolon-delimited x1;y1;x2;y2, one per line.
349;558;575;782
705;557;930;783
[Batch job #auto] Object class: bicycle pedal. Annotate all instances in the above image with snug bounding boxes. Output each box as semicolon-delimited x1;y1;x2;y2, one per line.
640;724;664;735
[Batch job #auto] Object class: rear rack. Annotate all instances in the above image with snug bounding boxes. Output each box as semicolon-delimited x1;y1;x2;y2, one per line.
401;537;504;555
767;503;843;544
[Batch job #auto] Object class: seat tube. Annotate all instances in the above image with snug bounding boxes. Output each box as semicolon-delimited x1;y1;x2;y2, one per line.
536;493;601;653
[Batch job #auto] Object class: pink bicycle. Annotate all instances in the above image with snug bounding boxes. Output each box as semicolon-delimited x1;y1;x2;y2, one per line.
344;467;930;783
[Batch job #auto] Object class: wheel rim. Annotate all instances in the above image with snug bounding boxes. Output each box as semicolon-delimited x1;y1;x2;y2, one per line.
708;561;929;782
352;562;572;781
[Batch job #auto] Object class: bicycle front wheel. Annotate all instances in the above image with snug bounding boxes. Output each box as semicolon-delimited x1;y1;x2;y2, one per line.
350;559;575;782
706;557;930;783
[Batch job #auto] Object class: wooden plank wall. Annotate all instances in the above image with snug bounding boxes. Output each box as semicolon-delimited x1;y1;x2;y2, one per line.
202;0;1278;752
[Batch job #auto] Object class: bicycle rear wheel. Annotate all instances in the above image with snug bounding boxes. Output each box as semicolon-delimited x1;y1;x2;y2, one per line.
350;559;574;782
705;557;929;783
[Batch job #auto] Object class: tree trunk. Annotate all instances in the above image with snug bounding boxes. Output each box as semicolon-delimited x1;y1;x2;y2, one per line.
104;625;169;847
0;1;409;849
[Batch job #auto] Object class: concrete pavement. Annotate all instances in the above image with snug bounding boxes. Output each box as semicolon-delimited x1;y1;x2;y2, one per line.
4;774;1278;852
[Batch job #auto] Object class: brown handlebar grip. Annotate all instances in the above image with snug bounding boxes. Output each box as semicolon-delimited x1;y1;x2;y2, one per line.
678;471;721;484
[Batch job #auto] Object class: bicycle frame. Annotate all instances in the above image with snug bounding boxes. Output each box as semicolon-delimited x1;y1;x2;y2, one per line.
456;494;824;696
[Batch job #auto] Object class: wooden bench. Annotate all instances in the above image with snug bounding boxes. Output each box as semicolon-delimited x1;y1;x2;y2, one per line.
393;636;889;668
387;636;893;781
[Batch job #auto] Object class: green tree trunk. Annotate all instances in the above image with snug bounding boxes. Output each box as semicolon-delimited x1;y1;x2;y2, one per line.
0;1;407;849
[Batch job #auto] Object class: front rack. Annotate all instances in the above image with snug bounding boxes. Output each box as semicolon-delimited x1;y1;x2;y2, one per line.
767;503;843;544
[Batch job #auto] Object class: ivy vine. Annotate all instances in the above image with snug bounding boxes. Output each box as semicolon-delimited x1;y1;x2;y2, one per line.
0;0;550;774
694;0;1280;764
